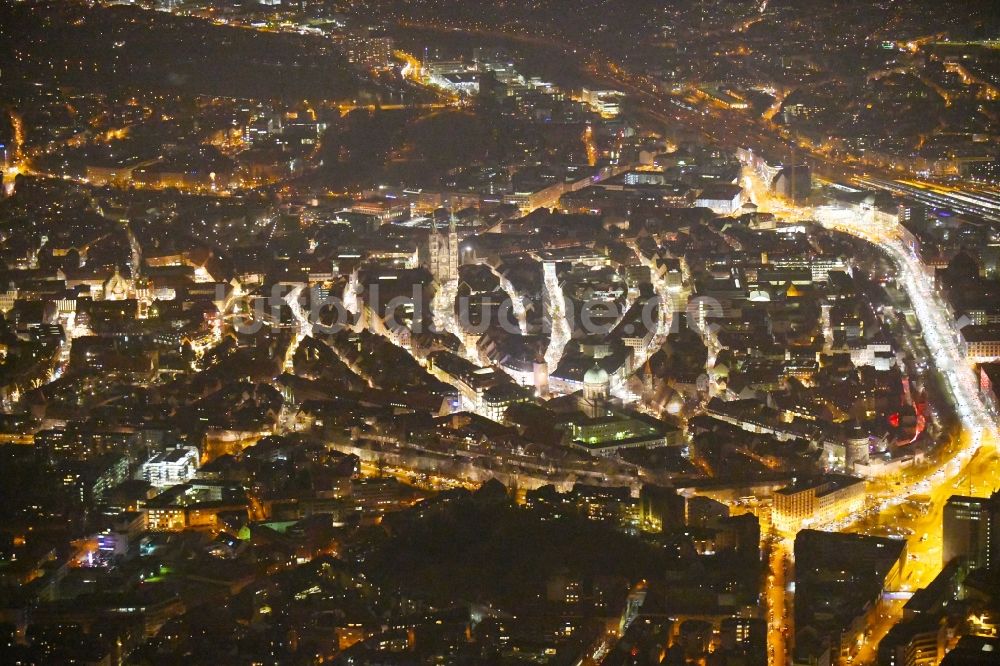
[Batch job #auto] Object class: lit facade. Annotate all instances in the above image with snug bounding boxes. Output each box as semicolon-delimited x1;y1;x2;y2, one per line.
141;446;200;488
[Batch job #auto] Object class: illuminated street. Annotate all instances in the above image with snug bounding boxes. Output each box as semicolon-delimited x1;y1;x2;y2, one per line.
765;538;790;666
541;260;572;371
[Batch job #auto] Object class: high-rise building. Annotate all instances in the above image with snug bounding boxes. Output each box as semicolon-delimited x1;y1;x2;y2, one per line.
774;164;811;202
897;200;927;228
720;617;767;665
943;493;998;571
639;484;686;531
342;27;394;71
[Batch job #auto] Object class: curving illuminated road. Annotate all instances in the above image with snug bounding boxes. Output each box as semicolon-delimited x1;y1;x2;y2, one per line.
816;211;997;456
378;24;1000;663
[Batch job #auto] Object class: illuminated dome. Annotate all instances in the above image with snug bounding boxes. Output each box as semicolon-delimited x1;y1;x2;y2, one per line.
583;362;611;407
584;364;609;386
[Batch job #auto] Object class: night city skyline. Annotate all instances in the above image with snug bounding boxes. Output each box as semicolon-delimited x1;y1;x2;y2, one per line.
0;1;999;665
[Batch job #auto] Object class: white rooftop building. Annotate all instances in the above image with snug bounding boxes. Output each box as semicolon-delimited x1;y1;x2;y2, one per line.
141;446;200;488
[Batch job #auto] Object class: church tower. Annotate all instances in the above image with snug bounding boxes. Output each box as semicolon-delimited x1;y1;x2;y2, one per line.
447;215;459;281
427;214;459;283
136;277;153;319
428;218;442;281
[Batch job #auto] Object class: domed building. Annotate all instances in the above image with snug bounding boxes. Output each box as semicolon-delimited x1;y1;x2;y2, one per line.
583;363;609;400
581;362;610;418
